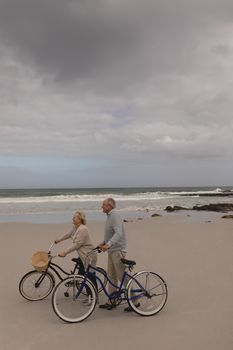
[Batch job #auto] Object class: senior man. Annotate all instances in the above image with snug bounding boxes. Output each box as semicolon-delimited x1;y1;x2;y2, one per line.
98;197;136;311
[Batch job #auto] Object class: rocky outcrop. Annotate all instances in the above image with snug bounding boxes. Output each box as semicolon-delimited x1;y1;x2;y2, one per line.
192;203;233;212
165;205;188;212
222;215;233;219
165;203;233;213
151;213;162;217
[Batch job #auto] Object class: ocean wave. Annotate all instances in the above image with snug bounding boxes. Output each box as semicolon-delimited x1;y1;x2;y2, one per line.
0;192;178;204
0;187;232;204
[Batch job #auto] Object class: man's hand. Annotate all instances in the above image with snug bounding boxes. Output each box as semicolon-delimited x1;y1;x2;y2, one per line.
54;239;60;244
58;252;66;257
101;244;110;252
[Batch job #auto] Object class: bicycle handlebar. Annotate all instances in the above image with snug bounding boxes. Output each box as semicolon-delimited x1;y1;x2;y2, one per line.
48;242;55;254
86;247;102;257
49;254;58;259
48;243;101;260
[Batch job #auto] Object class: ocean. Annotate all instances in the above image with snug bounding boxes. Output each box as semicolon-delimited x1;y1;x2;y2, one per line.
0;186;233;223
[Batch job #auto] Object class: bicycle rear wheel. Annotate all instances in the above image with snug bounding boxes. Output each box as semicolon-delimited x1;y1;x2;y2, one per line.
52;275;97;323
126;271;167;316
19;270;55;301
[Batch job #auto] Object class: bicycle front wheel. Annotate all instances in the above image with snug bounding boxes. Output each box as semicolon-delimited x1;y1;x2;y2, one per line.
19;270;55;301
52;275;97;323
126;271;168;316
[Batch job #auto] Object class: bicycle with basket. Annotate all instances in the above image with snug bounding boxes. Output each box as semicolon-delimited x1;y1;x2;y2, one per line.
19;243;107;301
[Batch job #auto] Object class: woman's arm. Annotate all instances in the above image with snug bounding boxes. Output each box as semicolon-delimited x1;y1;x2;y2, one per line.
55;227;74;244
63;227;88;255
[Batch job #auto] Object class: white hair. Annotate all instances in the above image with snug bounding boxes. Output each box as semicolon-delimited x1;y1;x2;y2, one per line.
106;198;116;208
74;211;87;225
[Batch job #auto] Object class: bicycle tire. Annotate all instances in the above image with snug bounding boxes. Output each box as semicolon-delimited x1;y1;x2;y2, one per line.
19;270;55;301
126;271;168;316
52;275;97;323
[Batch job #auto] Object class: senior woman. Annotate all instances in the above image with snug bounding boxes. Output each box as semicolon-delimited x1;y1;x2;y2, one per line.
55;211;97;277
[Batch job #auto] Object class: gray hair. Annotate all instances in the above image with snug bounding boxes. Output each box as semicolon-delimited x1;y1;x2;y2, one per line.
106;197;116;209
74;211;87;225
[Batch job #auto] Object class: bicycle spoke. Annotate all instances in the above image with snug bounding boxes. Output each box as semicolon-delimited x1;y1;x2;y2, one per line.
127;272;167;316
52;276;97;323
19;270;54;301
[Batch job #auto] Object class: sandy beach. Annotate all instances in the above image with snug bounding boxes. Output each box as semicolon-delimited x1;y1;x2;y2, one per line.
0;214;233;350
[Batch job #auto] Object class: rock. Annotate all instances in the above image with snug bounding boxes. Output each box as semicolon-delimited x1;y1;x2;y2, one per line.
165;205;188;212
192;203;233;212
165;206;174;212
151;213;161;217
164;202;233;213
222;215;233;219
137;218;143;220
123;218;134;223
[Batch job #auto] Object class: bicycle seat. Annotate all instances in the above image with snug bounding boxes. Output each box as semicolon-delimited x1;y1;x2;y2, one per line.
71;258;81;263
121;258;136;266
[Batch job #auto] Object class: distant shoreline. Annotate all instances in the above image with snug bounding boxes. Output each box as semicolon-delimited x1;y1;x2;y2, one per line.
0;206;230;224
0;186;232;224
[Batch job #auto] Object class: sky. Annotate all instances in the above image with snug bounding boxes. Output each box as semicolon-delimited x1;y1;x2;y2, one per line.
0;0;233;188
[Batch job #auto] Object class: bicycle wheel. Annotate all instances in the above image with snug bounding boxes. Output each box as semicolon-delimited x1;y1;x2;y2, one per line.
95;267;107;293
19;270;55;301
126;271;167;316
52;275;97;323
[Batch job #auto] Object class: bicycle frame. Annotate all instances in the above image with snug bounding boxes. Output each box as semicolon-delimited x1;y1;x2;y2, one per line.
47;260;79;280
33;242;82;287
76;264;149;302
34;258;80;289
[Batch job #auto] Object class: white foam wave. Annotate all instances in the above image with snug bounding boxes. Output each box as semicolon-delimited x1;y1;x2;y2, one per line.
167;188;227;196
0;192;178;204
0;188;231;204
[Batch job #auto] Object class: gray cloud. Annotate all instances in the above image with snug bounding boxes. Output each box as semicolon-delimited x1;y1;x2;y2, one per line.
0;0;233;187
0;0;142;85
1;0;232;85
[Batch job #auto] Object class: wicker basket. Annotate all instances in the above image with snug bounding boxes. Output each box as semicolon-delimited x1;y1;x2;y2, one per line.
31;251;49;272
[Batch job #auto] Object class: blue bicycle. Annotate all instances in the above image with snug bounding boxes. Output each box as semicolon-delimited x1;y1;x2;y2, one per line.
52;248;168;323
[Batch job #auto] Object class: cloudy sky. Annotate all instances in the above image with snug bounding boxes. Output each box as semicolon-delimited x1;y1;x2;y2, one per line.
0;0;233;188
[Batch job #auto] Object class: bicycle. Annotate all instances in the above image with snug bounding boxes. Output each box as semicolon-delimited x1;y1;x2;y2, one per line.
19;243;107;301
52;248;168;323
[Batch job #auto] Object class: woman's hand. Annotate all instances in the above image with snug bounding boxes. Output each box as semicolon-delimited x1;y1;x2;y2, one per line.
58;252;66;257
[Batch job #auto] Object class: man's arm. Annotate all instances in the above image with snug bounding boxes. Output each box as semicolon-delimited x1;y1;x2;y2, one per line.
106;214;123;248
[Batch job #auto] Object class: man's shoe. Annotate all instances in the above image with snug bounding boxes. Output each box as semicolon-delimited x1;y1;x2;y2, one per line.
99;302;116;310
124;303;140;312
